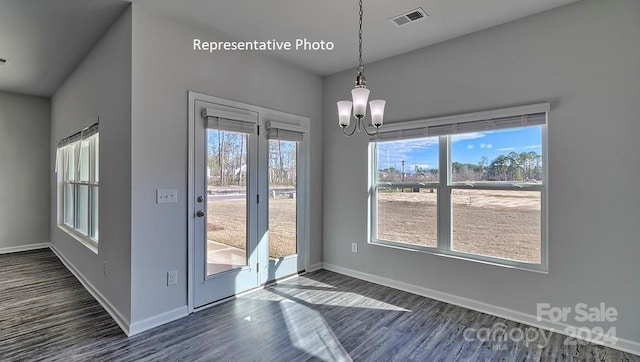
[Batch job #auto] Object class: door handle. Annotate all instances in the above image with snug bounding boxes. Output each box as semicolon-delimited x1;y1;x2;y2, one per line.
196;210;206;218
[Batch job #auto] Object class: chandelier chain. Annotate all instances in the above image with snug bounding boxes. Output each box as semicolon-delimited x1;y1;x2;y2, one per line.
358;0;363;70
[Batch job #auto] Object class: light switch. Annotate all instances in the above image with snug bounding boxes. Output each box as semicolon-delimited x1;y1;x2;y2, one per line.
157;189;178;204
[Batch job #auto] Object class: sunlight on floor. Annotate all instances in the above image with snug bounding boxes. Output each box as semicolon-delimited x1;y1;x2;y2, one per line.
281;301;352;361
255;290;410;312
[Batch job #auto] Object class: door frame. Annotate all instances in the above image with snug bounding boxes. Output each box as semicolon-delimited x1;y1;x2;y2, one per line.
187;91;310;313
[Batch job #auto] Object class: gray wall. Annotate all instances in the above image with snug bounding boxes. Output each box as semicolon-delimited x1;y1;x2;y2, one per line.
0;91;50;250
130;4;323;323
323;0;640;344
50;7;132;322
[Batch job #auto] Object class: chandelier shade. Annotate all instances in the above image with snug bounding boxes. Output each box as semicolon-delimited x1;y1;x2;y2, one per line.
351;88;370;119
369;99;385;127
337;101;353;127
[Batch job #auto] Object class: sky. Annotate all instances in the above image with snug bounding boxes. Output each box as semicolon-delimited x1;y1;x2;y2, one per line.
376;126;542;172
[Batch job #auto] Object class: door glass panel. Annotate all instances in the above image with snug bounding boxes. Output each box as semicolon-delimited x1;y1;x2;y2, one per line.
268;140;297;259
206;129;248;276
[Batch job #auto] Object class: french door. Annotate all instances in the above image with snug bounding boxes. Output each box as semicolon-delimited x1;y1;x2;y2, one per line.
190;93;308;308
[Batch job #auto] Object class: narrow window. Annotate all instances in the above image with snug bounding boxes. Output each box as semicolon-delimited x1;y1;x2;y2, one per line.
58;123;99;247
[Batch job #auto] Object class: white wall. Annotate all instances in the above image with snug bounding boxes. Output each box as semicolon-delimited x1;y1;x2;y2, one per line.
130;4;323;323
323;0;640;347
0;91;50;251
50;7;132;323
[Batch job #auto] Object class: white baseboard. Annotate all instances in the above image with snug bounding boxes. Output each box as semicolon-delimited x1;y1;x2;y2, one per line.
307;262;323;272
321;262;640;356
128;306;189;336
49;244;132;336
0;242;50;254
5;243;190;338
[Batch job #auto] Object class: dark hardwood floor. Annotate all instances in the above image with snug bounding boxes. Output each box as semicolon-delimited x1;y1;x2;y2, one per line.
1;249;638;361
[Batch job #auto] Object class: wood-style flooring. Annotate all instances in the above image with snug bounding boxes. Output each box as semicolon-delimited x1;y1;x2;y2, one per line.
1;249;638;361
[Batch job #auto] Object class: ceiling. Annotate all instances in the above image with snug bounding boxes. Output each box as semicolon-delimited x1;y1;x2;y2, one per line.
139;0;579;76
0;0;578;97
0;0;129;97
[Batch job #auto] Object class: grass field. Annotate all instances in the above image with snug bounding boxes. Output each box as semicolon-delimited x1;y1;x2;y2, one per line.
208;189;541;264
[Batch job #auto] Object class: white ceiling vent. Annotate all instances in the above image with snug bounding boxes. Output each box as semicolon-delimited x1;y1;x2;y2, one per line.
390;8;428;27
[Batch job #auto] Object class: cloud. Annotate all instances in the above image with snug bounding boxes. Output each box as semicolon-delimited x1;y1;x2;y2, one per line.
486;144;492;149
495;144;539;152
467;144;474;149
376;138;438;157
480;144;486;148
451;132;486;142
376;138;439;169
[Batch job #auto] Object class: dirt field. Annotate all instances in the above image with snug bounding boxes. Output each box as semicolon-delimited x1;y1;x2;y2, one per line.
208;189;541;264
378;189;541;263
207;197;296;259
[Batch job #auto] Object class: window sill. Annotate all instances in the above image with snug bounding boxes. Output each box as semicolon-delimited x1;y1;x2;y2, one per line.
370;239;548;274
58;225;98;254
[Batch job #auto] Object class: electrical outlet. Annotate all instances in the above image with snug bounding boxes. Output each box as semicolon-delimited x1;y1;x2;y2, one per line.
352;243;358;253
103;261;107;275
167;270;178;286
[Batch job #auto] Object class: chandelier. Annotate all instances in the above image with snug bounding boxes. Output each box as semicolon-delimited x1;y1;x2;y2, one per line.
337;0;386;137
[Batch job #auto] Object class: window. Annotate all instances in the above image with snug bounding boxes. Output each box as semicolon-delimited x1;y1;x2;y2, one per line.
375;137;439;248
58;123;99;245
370;104;548;271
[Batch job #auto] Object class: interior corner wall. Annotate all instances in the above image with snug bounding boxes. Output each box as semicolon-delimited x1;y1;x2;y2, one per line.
0;91;50;251
130;4;323;324
323;0;640;346
50;7;132;324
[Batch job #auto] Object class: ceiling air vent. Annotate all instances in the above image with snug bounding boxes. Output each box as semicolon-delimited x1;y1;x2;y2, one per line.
390;8;428;27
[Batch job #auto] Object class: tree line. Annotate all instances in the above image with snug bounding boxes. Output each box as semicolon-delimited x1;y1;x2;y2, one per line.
207;131;296;187
379;151;542;183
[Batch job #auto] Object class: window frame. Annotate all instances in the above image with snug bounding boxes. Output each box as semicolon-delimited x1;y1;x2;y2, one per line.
368;104;548;273
58;130;99;252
